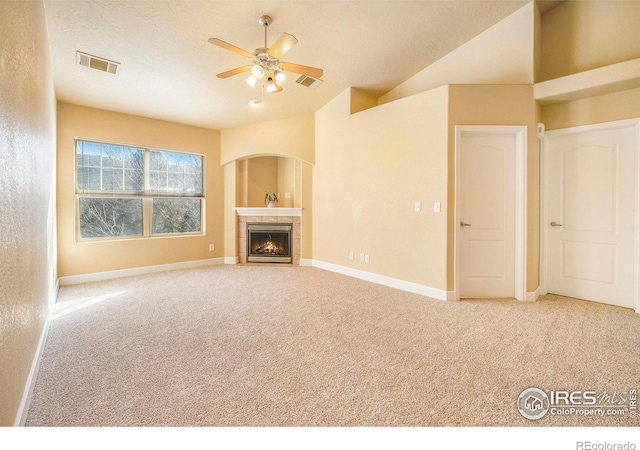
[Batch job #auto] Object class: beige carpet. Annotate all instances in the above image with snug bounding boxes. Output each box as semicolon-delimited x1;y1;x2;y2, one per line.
25;265;640;426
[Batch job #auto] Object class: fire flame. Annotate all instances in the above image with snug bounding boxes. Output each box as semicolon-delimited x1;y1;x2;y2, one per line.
253;235;286;255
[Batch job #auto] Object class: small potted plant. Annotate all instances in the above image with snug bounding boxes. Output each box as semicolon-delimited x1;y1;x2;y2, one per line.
264;191;279;208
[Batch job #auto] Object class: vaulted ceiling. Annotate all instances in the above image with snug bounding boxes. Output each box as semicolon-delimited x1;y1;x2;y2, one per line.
44;1;539;130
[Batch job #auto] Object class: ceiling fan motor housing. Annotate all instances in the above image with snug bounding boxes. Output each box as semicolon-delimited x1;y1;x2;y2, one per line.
251;52;280;78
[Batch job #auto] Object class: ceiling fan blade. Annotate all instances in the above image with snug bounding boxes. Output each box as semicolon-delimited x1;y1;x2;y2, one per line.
216;65;252;79
208;38;254;59
280;62;323;80
268;33;298;58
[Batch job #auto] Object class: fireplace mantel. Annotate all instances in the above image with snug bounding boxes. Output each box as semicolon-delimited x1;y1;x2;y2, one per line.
235;207;302;217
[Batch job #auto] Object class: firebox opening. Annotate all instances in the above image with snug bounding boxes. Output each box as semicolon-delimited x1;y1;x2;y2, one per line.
247;223;292;263
251;234;289;255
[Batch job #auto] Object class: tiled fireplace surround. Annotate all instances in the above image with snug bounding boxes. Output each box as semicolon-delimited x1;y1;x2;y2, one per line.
236;208;302;265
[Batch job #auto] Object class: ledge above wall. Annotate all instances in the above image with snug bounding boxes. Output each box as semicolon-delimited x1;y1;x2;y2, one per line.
534;58;640;104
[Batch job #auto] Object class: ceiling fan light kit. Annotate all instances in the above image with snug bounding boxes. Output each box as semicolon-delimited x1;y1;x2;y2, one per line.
274;70;286;84
209;15;323;104
245;75;258;88
251;64;265;78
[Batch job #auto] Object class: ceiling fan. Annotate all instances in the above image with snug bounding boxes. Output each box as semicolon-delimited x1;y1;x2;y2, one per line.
208;15;323;94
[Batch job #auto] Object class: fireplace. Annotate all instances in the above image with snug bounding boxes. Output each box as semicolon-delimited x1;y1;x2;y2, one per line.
247;223;293;263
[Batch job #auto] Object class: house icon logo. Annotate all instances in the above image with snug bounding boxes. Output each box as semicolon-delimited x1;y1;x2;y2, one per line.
517;387;550;420
525;395;544;411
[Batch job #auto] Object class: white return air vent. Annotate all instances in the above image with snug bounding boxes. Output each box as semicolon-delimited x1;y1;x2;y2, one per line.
295;74;323;89
76;51;119;74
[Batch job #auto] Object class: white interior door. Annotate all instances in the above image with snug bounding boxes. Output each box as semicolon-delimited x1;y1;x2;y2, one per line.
545;125;636;309
458;132;516;298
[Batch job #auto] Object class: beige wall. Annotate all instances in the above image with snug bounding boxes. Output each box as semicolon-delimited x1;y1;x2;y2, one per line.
56;103;223;277
350;87;378;114
541;87;640;131
533;1;542;82
0;1;57;426
448;85;539;292
300;161;313;260
314;87;450;289
224;161;238;260
540;1;640;81
220;113;315;165
247;156;278;206
277;157;296;208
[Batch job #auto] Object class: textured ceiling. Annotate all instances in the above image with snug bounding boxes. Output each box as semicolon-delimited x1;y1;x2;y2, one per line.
43;1;530;130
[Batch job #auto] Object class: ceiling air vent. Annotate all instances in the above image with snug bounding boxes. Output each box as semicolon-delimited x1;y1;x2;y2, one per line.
76;51;119;74
295;75;323;89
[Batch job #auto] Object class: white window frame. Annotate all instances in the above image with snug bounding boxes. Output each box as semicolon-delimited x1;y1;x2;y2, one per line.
75;139;206;242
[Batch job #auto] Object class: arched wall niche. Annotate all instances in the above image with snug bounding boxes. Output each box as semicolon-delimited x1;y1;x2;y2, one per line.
234;154;299;208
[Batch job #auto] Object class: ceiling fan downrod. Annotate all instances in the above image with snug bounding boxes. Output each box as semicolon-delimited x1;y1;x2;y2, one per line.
259;15;272;49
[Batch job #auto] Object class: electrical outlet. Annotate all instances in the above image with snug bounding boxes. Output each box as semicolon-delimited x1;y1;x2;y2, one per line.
365;254;370;263
433;202;441;213
285;192;291;199
360;253;365;262
209;244;215;251
349;251;354;260
414;202;421;212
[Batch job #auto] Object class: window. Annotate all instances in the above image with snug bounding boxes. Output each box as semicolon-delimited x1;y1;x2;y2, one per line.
76;140;204;240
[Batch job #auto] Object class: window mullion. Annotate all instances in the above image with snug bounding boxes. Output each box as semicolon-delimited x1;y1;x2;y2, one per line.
143;150;151;236
143;198;152;236
99;146;104;192
144;150;151;196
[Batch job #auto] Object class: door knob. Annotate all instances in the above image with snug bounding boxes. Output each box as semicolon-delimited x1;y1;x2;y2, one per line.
550;221;562;227
460;222;471;227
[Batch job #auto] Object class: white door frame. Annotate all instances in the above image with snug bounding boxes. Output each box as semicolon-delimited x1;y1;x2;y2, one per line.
540;118;640;313
454;126;527;301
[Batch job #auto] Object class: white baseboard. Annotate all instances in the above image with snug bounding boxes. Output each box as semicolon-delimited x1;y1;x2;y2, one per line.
224;256;238;265
58;257;225;286
14;292;56;426
310;260;449;301
51;279;59;308
526;286;542;302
